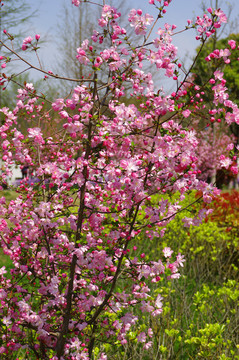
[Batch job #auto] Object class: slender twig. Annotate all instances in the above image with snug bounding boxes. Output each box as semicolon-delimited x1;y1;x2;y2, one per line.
0;40;94;84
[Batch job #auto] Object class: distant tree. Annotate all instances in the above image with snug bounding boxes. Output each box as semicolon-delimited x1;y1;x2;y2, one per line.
0;0;34;37
0;0;35;108
56;2;98;81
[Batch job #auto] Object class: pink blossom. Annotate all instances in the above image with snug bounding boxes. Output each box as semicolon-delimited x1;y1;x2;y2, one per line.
176;253;185;267
22;36;33;50
72;0;81;6
76;48;90;65
0;289;7;299
220;156;232;169
137;332;147;343
98;18;108;27
143;341;153;350
182;109;191;118
155;294;163;309
28;127;44;145
230;165;238;175
228;39;236;49
215;8;227;23
226;143;234;151
163;247;173;258
52;98;65;111
98;353;108;360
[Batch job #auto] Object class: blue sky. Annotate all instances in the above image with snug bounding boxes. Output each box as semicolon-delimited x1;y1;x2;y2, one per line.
5;0;239;90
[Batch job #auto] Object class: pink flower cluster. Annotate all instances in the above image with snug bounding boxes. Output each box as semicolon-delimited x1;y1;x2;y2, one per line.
98;4;121;28
21;34;40;50
22;36;33;50
195;8;227;40
128;9;154;35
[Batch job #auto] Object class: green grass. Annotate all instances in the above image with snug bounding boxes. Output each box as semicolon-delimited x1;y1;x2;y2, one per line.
0;190;18;271
0;189;19;201
0;249;13;276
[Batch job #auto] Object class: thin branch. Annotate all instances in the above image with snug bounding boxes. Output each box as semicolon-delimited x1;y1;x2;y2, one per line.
0;40;95;84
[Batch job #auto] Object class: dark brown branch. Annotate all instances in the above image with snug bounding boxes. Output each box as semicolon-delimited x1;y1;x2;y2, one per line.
55;74;97;358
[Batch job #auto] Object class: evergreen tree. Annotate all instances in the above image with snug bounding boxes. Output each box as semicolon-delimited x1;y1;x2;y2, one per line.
0;0;35;109
0;0;33;33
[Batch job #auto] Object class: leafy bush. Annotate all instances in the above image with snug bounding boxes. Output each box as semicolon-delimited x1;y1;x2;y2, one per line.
128;191;239;359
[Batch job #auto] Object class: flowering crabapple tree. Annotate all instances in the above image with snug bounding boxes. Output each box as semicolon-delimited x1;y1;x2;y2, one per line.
182;109;237;183
195;123;237;183
0;1;239;359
